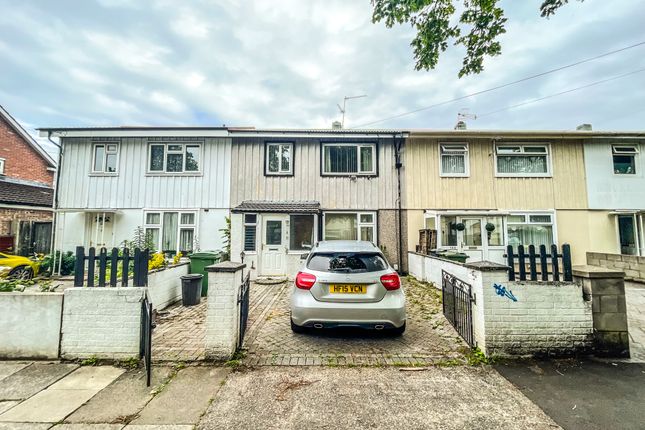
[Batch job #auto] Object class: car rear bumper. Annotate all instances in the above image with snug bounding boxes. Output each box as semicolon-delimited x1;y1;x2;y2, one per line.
290;287;406;328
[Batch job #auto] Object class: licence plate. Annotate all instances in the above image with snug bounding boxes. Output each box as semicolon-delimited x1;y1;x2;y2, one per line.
329;284;366;294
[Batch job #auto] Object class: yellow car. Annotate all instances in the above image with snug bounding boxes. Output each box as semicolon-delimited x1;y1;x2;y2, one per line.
0;252;40;279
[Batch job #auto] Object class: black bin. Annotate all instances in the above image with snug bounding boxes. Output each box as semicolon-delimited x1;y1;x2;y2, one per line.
181;274;203;306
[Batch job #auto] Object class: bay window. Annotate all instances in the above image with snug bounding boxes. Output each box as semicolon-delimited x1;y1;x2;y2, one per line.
322;143;376;175
144;211;197;253
495;144;550;176
323;212;377;242
507;213;554;248
148;142;201;173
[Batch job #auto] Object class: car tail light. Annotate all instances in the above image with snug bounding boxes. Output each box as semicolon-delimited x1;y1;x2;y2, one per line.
380;273;401;290
295;271;316;290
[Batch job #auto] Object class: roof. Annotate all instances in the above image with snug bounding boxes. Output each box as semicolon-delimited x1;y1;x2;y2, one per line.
408;129;645;139
313;241;380;253
232;200;320;213
0;180;53;207
0;105;56;167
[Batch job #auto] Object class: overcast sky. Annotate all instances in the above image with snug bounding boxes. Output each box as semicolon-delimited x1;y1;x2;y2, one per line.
1;0;644;156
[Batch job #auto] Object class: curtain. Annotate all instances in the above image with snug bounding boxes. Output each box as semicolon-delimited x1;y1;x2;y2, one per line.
497;155;547;174
325;146;357;173
162;212;178;252
290;215;314;250
507;225;553;248
441;154;465;174
325;214;357;240
360;146;373;172
179;229;194;252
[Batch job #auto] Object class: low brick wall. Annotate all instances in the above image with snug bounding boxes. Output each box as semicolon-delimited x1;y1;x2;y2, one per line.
60;287;146;360
587;252;645;282
0;292;63;359
147;262;189;311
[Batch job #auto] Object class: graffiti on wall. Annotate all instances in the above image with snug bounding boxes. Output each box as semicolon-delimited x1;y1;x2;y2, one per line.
493;283;518;302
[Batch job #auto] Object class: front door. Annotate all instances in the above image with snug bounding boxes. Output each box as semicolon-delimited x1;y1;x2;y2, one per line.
260;215;287;276
457;216;506;264
460;218;484;261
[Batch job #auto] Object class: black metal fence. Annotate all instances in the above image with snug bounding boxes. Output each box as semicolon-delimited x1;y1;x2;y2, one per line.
237;272;250;350
73;246;149;287
442;270;475;348
140;296;153;387
505;244;572;282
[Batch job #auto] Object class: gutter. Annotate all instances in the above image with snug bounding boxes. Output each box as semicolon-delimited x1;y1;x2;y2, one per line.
47;132;63;275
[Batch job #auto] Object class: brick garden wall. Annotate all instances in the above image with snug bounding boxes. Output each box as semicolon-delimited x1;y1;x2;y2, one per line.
587;252;645;282
0;116;54;186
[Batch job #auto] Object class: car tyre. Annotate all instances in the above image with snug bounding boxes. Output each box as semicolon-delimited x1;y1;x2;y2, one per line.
8;266;33;280
290;319;308;334
390;322;406;336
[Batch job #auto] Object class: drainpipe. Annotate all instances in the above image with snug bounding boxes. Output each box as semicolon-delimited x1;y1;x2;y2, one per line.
393;133;404;273
47;132;63;275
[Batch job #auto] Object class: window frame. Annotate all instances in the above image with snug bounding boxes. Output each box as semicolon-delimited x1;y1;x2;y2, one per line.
494;143;552;178
264;141;294;176
146;142;203;175
243;213;258;253
288;214;316;253
321;142;377;176
612;144;639;175
91;142;119;174
0;158;5;175
439;142;469;177
322;211;378;243
143;210;198;253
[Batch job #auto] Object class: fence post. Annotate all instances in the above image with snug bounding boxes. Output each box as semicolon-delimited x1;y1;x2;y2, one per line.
74;246;85;287
528;245;537;281
110;248;119;287
551;244;560;281
98;248;107;288
518;245;526;281
539;245;548;281
562;244;572;282
87;247;96;288
506;245;515;281
122;248;130;287
142;249;149;286
133;248;141;287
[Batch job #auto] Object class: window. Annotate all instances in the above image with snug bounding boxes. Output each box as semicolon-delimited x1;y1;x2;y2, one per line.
323;143;376;175
495;144;550;176
440;144;469;176
323;212;377;242
0;158;4;175
617;215;639;255
307;252;387;273
144;211;196;253
148;142;201;173
507;213;554;248
92;143;118;173
266;143;293;175
612;145;638;174
265;221;282;245
290;215;314;251
440;216;458;246
243;214;257;252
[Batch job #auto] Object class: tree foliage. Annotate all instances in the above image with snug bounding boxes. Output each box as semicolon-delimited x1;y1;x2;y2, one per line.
372;0;584;77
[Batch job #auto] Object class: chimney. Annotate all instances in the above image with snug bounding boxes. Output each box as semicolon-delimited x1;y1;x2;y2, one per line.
576;123;592;131
454;120;467;131
332;121;342;130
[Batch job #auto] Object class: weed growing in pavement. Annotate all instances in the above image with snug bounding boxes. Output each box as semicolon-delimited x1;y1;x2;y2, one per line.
465;347;495;366
117;357;140;370
80;355;99;366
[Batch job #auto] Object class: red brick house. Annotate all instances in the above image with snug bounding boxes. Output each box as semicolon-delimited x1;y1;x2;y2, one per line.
0;105;56;255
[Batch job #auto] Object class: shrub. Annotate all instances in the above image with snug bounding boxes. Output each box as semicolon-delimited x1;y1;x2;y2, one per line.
40;251;76;276
148;252;167;271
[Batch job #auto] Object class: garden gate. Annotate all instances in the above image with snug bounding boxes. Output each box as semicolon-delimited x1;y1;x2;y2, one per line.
237;272;250;350
442;270;475;348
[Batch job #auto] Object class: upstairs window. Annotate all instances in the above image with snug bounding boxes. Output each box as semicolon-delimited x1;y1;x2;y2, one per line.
440;144;469;176
243;214;257;252
495;144;550;176
612;145;638;174
92;143;118;173
322;143;376;175
266;143;293;175
149;142;201;173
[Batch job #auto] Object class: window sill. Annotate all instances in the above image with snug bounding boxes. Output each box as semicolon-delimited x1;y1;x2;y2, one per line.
145;172;203;177
495;173;552;178
321;173;378;178
89;172;119;177
439;174;470;178
265;173;294;177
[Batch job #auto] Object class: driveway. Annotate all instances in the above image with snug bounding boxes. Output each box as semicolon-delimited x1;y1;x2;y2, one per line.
242;277;470;366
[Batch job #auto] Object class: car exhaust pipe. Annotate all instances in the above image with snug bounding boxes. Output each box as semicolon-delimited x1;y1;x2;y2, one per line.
313;323;323;329
374;325;385;330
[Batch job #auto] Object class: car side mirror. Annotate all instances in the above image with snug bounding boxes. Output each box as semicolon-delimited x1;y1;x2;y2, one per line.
300;253;309;260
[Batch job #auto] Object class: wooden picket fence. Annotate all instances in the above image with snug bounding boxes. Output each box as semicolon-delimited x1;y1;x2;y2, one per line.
505;244;573;282
73;246;149;287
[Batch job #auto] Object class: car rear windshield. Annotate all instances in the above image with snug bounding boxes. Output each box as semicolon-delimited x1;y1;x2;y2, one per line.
307;252;388;273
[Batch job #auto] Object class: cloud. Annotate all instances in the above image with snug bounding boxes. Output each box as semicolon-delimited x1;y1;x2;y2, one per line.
0;0;643;136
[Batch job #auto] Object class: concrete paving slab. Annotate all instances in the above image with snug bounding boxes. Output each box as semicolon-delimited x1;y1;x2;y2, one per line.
0;423;50;430
197;366;558;430
52;425;125;429
125;426;195;430
0;366;124;423
0;362;78;400
0;362;32;382
0;401;18;415
66;366;174;424
131;367;229;426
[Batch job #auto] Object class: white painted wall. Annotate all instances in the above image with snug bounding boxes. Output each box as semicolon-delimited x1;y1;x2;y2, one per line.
584;140;645;209
0;293;63;359
147;262;189;310
205;265;245;360
60;287;146;359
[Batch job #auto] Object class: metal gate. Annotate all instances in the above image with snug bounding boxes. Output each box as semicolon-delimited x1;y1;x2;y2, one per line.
140;296;153;386
441;270;475;347
237;272;250;350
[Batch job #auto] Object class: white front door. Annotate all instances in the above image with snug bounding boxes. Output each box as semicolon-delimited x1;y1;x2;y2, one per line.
260;215;287;276
460;218;485;261
458;216;506;264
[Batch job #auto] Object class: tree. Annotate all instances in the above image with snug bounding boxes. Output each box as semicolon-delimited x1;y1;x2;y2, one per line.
372;0;584;77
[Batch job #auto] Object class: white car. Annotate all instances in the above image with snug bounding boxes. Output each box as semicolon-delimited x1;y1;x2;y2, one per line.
290;240;406;335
